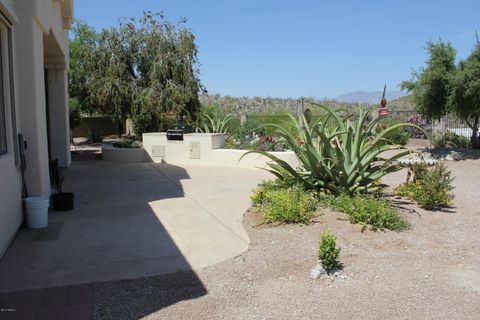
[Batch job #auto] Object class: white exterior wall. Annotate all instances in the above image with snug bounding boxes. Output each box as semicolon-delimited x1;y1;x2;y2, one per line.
0;5;22;256
47;68;71;167
15;13;51;197
142;133;300;169
0;0;72;257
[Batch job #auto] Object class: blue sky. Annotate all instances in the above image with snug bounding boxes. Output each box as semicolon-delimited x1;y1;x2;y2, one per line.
75;0;479;99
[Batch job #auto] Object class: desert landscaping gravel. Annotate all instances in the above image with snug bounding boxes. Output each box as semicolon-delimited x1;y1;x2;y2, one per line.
94;160;480;320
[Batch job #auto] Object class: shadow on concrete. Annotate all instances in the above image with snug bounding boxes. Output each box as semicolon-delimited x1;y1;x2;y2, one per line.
0;160;208;316
71;147;102;161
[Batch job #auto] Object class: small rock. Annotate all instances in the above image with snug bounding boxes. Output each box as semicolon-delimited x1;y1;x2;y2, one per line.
445;154;454;161
310;264;326;280
314;264;326;274
310;269;322;280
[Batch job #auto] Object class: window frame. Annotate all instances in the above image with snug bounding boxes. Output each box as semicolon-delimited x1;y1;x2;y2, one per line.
7;27;18;164
0;26;7;156
0;11;18;163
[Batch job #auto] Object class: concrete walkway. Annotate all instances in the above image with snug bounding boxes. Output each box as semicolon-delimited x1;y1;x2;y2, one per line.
0;161;270;292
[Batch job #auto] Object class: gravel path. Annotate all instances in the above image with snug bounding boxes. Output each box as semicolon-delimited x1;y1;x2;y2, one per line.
94;160;480;320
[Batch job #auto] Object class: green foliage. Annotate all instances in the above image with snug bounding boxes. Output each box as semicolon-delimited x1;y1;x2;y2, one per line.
87;129;104;143
232;118;261;143
449;39;480;147
242;104;420;195
401;40;456;120
411;163;429;181
199;114;235;134
247;109;295;136
402;38;480;148
224;136;238;149
322;193;408;231
131;13;203;134
227;118;284;151
395;162;454;210
69;13;203;137
112;139;142;149
252;180;317;224
318;228;341;271
69;20;99;114
69;98;82;130
431;131;470;149
377;121;410;146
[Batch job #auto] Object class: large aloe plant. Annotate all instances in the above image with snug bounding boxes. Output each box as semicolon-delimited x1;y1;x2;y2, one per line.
199;114;235;134
242;103;421;195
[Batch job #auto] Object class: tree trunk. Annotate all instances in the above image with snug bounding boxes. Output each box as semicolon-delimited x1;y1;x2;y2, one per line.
117;120;123;138
472;127;479;149
470;117;479;149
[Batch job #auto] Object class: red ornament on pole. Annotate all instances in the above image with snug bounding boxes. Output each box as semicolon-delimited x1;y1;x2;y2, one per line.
379;84;389;117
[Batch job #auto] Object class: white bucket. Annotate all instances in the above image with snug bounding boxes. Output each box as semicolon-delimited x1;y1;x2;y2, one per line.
24;197;49;229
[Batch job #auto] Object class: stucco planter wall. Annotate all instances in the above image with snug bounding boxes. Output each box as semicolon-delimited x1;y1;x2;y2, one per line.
142;132;299;168
101;144;147;162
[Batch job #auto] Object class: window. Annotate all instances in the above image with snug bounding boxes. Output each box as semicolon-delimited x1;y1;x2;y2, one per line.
0;30;6;155
0;13;16;161
8;28;18;164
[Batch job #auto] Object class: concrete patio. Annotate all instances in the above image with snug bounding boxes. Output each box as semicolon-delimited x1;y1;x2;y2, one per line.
0;161;270;293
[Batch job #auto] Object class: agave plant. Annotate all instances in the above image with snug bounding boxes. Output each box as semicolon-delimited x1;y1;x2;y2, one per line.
241;103;422;195
199;114;235;134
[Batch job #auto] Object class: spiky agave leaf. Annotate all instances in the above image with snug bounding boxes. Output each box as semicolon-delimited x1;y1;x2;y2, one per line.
199;114;235;134
240;104;425;195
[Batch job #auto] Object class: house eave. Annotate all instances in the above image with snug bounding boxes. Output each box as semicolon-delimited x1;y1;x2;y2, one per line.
0;0;18;25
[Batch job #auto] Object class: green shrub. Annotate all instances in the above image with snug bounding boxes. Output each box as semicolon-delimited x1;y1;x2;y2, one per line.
112;139;142;148
377;121;410;146
322;193;408;231
318;228;341;271
251;176;299;206
431;131;470;149
395;162;454;209
69;98;82;130
224;136;238;149
87;129;104;143
232;118;262;146
252;181;318;224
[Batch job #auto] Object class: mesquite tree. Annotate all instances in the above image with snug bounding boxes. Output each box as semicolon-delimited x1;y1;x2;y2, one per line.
131;13;203;134
69;12;203;136
402;38;480;148
69;20;99;115
449;40;480;147
90;25;136;136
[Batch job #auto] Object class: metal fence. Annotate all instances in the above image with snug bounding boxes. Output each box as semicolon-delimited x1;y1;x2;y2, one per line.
433;116;472;138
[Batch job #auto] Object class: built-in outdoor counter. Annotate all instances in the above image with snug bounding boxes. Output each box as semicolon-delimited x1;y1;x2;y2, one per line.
142;132;299;168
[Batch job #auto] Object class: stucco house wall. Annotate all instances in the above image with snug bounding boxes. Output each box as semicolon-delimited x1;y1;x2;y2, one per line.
0;0;73;257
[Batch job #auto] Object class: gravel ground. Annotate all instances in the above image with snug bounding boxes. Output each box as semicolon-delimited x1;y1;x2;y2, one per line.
94;160;480;320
